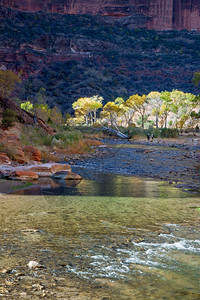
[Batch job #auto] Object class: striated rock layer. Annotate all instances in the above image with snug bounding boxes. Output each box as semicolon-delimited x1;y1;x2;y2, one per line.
1;0;200;30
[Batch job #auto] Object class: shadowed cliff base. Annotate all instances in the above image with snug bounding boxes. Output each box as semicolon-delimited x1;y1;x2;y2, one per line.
1;0;200;30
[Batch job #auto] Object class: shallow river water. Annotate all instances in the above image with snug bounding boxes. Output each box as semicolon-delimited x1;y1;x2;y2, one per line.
1;168;200;299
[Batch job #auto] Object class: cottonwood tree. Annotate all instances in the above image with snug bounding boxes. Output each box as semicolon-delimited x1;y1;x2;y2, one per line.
126;94;148;128
118;98;136;127
106;97;134;127
101;101;122;128
160;91;172;128
101;97;129;128
21;101;33;112
72;96;103;126
89;95;103;124
169;90;196;129
147;91;163;129
190;108;200;129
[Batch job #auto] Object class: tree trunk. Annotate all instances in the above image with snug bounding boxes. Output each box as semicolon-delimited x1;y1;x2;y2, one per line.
141;115;144;129
94;111;96;124
164;114;167;128
156;115;158;129
102;126;128;139
90;112;93;126
85;115;88;126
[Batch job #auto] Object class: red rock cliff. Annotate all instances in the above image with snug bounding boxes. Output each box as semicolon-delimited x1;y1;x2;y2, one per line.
1;0;200;30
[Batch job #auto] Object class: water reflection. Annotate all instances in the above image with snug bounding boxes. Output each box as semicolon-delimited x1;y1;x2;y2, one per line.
11;173;194;198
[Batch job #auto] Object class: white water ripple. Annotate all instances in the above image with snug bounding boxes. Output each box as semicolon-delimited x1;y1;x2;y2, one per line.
66;225;200;280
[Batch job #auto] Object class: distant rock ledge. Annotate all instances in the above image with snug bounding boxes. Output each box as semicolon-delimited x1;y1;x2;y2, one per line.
1;0;200;30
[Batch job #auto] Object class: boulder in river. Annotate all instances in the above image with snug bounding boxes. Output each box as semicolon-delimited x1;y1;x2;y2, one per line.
8;170;38;181
51;171;82;180
26;163;71;177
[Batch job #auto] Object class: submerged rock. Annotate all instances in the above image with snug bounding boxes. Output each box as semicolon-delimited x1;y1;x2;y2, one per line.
51;171;82;180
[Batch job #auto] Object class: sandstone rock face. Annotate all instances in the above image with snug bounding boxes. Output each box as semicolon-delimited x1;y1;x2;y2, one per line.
0;163;73;180
0;153;11;165
147;0;200;30
23;145;41;162
8;170;38;180
0;131;26;164
26;163;72;177
1;0;200;30
50;163;72;174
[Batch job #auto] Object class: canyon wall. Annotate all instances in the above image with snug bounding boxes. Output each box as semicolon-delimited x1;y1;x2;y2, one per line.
1;0;200;30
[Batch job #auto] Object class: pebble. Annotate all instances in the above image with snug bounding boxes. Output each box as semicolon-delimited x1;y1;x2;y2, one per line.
32;283;45;290
0;268;12;274
27;261;39;269
5;280;14;286
15;272;25;277
19;292;27;297
21;229;41;234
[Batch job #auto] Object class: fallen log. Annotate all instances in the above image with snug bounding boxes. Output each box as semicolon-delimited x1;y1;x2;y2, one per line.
101;126;128;139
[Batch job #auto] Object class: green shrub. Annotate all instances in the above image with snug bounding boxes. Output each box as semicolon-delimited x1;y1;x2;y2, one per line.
1;108;18;128
20;125;53;146
121;127;146;137
160;128;179;138
53;129;83;147
121;127;179;138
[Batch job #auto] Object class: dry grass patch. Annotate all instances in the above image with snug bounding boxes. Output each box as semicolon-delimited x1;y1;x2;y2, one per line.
40;150;61;163
53;138;102;155
84;138;103;146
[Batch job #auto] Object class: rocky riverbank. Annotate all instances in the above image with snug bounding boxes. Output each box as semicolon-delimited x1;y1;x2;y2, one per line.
0;135;199;194
73;136;200;193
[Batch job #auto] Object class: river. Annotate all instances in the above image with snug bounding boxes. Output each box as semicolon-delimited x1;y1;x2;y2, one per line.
0;143;200;299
